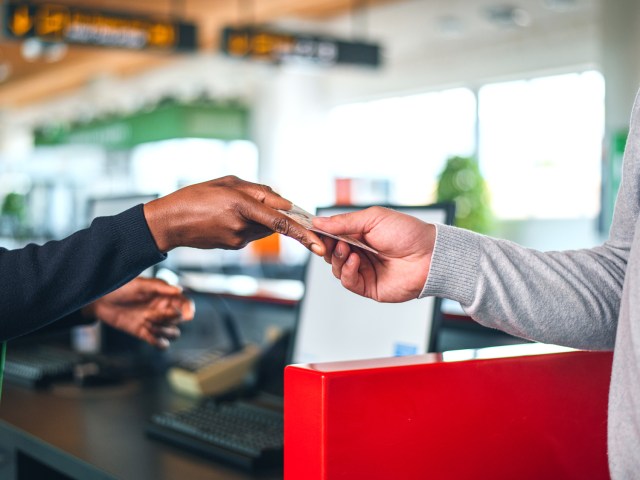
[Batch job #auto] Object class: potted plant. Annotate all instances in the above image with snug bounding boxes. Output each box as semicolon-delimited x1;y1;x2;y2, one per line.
1;192;28;238
436;155;492;233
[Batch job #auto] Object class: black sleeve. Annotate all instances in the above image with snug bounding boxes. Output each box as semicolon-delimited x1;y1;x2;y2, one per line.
0;204;166;341
50;310;95;330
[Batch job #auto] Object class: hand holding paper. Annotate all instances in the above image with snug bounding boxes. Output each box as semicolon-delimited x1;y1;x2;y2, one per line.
278;204;379;254
309;206;437;303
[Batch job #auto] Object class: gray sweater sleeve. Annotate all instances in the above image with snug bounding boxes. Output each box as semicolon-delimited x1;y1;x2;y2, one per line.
421;91;640;351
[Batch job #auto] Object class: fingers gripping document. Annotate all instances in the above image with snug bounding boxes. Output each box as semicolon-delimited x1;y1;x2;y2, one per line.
278;204;379;254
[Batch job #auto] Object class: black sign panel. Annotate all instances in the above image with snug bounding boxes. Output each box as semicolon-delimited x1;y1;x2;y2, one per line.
221;27;381;68
4;2;197;51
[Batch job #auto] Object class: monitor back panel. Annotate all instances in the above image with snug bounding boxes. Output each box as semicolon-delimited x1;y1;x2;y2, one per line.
291;204;453;364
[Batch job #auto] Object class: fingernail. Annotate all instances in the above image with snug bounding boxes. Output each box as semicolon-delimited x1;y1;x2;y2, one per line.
158;338;170;349
311;243;323;256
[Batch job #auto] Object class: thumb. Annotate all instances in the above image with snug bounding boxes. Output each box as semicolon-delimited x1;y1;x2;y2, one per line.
245;201;326;256
139;277;183;297
170;297;195;321
312;207;379;236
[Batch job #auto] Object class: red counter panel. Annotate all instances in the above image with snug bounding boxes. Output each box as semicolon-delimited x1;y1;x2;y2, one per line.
285;350;613;480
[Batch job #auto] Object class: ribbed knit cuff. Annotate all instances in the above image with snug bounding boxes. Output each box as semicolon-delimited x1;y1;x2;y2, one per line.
109;204;167;270
419;224;481;306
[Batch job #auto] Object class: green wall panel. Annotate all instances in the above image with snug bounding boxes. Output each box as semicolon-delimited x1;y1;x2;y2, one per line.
35;103;250;149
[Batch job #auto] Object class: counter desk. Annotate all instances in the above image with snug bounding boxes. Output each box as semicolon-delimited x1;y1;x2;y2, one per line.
0;376;282;480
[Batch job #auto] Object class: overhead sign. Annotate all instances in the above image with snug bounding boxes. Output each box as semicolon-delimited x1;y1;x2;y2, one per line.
4;2;197;51
221;27;381;68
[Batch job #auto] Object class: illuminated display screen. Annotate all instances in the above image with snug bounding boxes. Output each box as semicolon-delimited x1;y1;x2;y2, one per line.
221;26;381;68
4;2;197;51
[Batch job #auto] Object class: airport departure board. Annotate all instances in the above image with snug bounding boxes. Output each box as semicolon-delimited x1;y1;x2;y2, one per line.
221;26;381;68
4;2;197;51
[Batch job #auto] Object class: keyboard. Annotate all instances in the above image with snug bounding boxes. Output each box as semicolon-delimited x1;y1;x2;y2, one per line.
147;399;284;470
4;346;81;388
170;347;233;372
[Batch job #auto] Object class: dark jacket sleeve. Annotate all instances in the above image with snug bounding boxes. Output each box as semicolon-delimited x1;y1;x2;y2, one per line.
41;310;95;333
0;204;166;341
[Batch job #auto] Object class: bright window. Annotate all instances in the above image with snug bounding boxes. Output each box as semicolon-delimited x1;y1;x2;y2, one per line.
478;71;605;219
131;138;258;195
325;88;476;205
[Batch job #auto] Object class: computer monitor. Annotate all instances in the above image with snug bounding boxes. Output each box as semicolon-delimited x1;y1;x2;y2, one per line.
290;203;455;364
86;193;159;224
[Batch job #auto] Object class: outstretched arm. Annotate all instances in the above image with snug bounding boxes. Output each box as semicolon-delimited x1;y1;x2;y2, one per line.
0;175;325;341
314;206;627;350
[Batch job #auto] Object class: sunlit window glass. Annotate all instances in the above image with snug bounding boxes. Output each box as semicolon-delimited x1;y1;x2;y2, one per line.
325;88;476;206
478;71;605;220
130;138;258;195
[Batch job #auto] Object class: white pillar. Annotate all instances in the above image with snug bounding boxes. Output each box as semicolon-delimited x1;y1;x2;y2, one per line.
601;0;640;131
250;67;333;264
251;67;332;209
600;0;640;231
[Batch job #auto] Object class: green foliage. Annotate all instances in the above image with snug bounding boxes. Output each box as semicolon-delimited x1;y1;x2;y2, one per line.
436;156;492;233
1;192;27;223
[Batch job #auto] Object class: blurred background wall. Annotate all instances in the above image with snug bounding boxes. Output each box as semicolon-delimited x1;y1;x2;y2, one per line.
0;0;638;272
